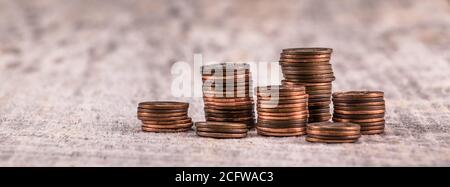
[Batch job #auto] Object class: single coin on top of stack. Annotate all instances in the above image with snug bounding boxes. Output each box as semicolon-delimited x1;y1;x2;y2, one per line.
137;101;192;132
279;48;335;123
332;91;386;135
255;85;309;137
195;121;248;139
201;63;255;129
306;122;361;143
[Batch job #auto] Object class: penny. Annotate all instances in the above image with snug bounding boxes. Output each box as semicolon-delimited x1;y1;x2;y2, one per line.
308;97;332;102
137;108;186;113
257;103;308;109
281;69;333;75
279;62;332;68
257;130;306;137
307;134;361;140
258;95;308;101
138;115;189;121
332;117;385;123
305;137;358;143
142;122;193;129
203;97;253;103
279;58;330;63
204;100;254;106
256;126;305;133
280;53;331;59
283;77;335;83
333;101;385;107
141;118;192;125
206;116;254;122
332;113;385;119
307;122;361;131
258;115;308;121
257;99;308;105
142;127;191;133
206;113;254;118
195;121;247;129
196;131;247;139
282;48;333;54
308;108;330;113
196;127;248;134
257;122;306;129
357;120;385;127
332;97;384;103
204;105;254;110
257;118;307;125
307;101;331;106
333;109;385;115
307;130;360;136
333;105;385;111
257;107;308;113
138;101;189;109
204;108;254;114
282;73;335;79
137;112;188;118
360;125;385;131
360;129;384;135
257;111;308;117
332;91;384;98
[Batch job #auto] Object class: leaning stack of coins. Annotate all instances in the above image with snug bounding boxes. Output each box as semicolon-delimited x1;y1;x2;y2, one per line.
255;85;309;137
137;101;192;132
195;121;248;139
306;122;361;143
201;63;255;128
279;48;335;123
332;91;385;135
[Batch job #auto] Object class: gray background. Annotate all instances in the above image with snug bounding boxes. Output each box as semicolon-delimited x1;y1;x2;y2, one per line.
0;0;449;166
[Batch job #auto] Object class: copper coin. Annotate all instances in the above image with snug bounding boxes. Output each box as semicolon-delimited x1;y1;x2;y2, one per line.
333;105;385;111
257;111;308;117
283;77;335;83
332;97;384;103
142;122;193;129
257;103;308;109
204;100;254;107
360;129;384;135
307;118;331;123
204;105;253;111
257;107;308;113
258;115;308;121
307;121;360;131
142;127;191;133
332;91;384;98
332;117;385;123
308;97;332;102
137;112;188;118
196;127;248;133
309;108;330;113
307;129;360;136
309;113;331;117
206;116;254;122
307;134;361;140
257;118;307;125
282;69;333;75
204;108;253;114
306;89;332;95
307;101;331;106
195;121;247;129
257;126;305;133
279;61;332;67
138;115;189;121
203;97;253;103
333;109;385;115
137;108;187;113
333;101;385;107
283;73;335;79
257;99;308;105
257;122;306;129
138;101;189;109
305;137;358;143
258;94;308;100
280;53;331;58
333;113;385;119
282;48;332;54
257;130;306;137
360;125;385;131
141;118;192;125
196;131;247;139
357;120;386;127
205;113;254;119
279;58;330;63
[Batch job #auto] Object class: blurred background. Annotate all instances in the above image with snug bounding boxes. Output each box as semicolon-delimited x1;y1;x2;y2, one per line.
0;0;449;166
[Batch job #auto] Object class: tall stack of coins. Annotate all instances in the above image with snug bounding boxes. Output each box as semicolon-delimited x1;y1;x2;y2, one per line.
279;48;335;123
137;101;192;132
332;91;385;135
306;122;361;143
195;121;248;139
201;63;255;128
255;85;309;137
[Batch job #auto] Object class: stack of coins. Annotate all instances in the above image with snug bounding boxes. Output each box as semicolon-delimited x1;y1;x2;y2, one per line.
255;85;309;137
195;121;248;139
279;48;335;123
201;63;255;128
137;101;192;132
332;91;385;135
306;122;361;143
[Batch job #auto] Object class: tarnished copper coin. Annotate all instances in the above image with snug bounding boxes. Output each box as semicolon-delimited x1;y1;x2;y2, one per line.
196;131;247;139
307;122;360;131
195;121;248;129
332;91;384;98
279;61;331;67
138;115;189;121
257;99;308;105
307;101;331;106
257;107;308;113
206;116;254;122
281;69;333;75
137;108;186;113
257;126;305;133
257;103;308;109
307;134;361;140
357;120;385;127
142;127;191;133
333;105;385;111
307;130;360;136
257;122;306;129
257;118;307;125
204;108;254;114
138;101;189;109
333;113;385;119
203;97;253;103
257;111;308;117
305;137;358;143
204;104;254;110
142;122;193;129
257;130;306;137
137;112;188;118
258;114;308;121
332;97;384;103
332;117;385;123
196;127;248;134
333;109;385;115
142;118;192;125
333;101;385;107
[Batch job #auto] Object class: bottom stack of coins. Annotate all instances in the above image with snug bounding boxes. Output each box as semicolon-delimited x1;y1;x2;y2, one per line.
306;122;361;143
255;85;309;137
195;122;248;139
332;91;385;135
137;101;193;132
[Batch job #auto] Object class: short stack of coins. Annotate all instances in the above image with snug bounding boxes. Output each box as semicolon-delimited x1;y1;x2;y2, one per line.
332;91;385;135
137;101;192;132
195;121;248;139
306;122;361;143
255;85;309;137
279;48;335;123
201;63;255;129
